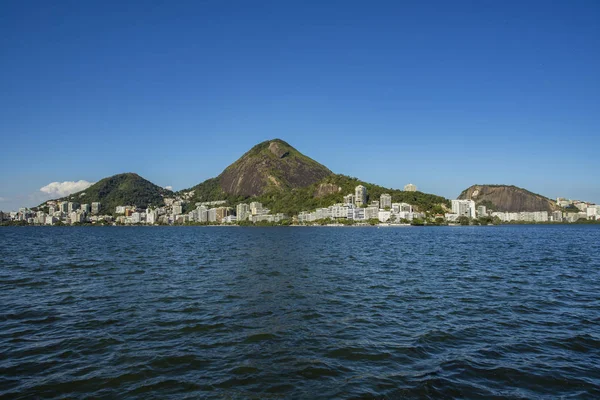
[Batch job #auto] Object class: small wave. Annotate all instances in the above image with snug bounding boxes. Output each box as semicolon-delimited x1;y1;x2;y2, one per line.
326;347;392;361
244;333;278;343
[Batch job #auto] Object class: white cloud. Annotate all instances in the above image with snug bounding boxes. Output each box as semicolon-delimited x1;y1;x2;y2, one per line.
165;186;173;191
40;180;94;198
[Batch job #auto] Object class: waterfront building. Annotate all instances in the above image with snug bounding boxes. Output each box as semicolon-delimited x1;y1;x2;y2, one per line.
69;211;84;224
131;212;142;224
477;205;487;217
552;210;563;222
445;213;459;222
173;204;183;215
216;207;231;222
48;205;56;215
236;203;251;222
331;204;349;219
365;206;379;220
68;202;79;213
343;194;355;205
380;194;392;209
347;207;366;220
146;209;157;224
91;202;101;214
355;185;367;207
59;202;69;213
208;208;217;222
451;199;476;218
587;205;599;219
81;204;91;213
378;210;392;222
224;215;237;223
392;203;413;213
196;206;208;222
404;183;417;192
250;202;265;215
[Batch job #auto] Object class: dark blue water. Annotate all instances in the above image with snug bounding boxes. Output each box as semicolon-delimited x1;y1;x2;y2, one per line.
1;226;599;399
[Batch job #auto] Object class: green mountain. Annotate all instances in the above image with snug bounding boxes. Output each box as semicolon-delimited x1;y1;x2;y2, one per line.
183;139;332;201
43;173;172;213
458;184;559;213
183;139;449;214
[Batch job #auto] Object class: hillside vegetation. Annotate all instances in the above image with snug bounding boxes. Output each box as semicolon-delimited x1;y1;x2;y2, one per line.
44;173;171;213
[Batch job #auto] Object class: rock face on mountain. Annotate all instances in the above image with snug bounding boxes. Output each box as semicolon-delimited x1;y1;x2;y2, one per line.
46;173;172;211
458;185;558;212
216;139;333;197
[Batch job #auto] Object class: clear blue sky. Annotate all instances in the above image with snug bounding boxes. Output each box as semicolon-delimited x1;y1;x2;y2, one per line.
1;0;599;211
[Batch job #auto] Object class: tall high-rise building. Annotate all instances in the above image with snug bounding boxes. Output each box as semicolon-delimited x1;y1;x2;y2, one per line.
91;202;101;214
250;202;264;215
236;203;250;222
477;205;487;217
59;202;69;213
146;208;157;224
355;185;367;206
68;202;79;213
404;183;417;192
196;206;208;222
343;194;355;205
173;205;183;215
208;208;217;222
81;204;91;213
380;194;392;209
451;200;476;218
216;207;231;223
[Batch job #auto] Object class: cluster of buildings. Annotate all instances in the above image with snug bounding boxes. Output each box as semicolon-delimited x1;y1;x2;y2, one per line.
298;185;424;224
444;199;600;223
110;199;287;225
2;183;599;226
0;201;106;225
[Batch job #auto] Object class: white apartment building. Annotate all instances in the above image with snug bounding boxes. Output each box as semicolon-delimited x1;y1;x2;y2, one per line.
404;183;417;192
147;209;157;224
477;205;487;217
380;194;392;209
250;202;264;215
378;210;392;222
451;199;476;218
347;207;366;220
355;185;367;206
392;203;413;213
237;203;251;221
208;208;217;222
59;202;69;213
343;194;355;205
365;206;379;220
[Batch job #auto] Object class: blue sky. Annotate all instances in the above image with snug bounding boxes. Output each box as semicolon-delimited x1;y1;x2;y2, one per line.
1;0;599;211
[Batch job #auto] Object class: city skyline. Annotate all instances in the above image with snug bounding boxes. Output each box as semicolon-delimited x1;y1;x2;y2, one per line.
2;1;599;211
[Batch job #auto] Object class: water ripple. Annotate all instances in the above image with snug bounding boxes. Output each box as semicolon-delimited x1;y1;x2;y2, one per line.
1;225;599;399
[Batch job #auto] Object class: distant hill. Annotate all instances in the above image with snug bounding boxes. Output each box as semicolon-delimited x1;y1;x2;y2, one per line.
43;173;172;213
458;184;559;213
183;139;449;214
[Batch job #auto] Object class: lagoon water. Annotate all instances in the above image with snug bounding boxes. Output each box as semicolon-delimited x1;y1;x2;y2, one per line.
1;225;599;399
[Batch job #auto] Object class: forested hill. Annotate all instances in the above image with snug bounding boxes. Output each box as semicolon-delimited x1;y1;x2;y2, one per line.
42;173;172;213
